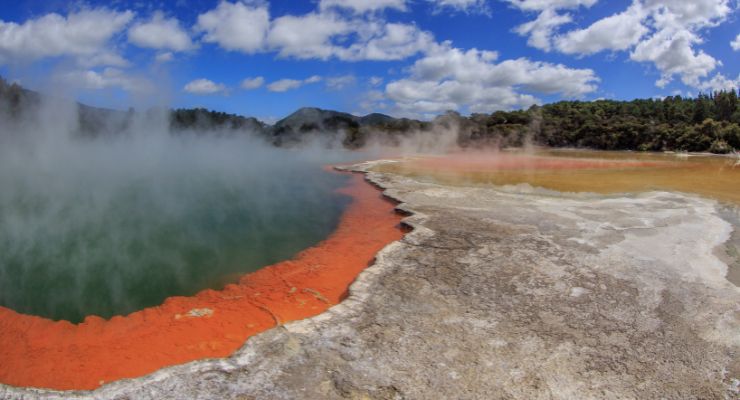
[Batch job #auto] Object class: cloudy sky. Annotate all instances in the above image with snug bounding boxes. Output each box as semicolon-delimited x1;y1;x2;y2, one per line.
0;0;738;120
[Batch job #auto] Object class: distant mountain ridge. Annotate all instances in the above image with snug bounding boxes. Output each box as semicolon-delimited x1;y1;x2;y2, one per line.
268;107;424;147
1;76;738;153
273;107;395;128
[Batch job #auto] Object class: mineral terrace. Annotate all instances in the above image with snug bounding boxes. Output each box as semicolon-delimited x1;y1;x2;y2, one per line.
3;160;739;399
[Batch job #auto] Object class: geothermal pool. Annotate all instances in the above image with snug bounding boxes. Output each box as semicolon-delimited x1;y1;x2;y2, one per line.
0;173;350;323
0;130;404;390
3;145;738;392
375;150;740;205
0;135;351;323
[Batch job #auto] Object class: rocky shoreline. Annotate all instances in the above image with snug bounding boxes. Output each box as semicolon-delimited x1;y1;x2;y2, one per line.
2;160;738;399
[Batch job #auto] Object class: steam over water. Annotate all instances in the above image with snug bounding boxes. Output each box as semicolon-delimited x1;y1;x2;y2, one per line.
0;112;352;323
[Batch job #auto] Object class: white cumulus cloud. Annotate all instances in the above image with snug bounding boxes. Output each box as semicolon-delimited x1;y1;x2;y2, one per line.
155;52;174;63
514;9;572;51
631;28;719;88
731;33;740;51
427;0;490;14
513;0;735;90
195;1;270;53
338;22;436;61
550;1;731;88
0;9;133;64
195;1;433;62
507;0;598;51
697;73;740;92
506;0;597;11
384;44;599;116
267;79;302;92
631;0;731;88
326;75;356;90
77;51;131;68
319;0;407;13
267;13;433;61
267;76;322;92
267;12;352;59
554;4;648;54
184;78;226;94
241;76;264;89
128;12;193;51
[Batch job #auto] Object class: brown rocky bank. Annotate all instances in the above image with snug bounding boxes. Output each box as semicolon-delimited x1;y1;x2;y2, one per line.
2;160;738;399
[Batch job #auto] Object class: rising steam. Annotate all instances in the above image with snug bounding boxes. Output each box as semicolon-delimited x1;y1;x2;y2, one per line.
0;97;356;323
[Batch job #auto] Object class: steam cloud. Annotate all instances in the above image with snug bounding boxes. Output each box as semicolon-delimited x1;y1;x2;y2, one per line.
0;97;357;323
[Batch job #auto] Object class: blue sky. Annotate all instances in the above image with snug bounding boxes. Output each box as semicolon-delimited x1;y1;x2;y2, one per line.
0;0;738;121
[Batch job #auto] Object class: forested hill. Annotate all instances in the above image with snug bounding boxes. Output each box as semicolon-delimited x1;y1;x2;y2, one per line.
444;90;739;153
530;91;739;153
1;76;738;153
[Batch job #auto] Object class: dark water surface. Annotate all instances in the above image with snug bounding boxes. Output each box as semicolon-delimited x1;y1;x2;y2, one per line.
0;134;352;323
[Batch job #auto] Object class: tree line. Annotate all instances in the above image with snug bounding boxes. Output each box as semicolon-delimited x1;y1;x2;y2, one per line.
448;89;740;154
2;76;738;153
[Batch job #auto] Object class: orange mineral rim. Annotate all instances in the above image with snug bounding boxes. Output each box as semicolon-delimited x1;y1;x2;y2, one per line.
0;170;404;391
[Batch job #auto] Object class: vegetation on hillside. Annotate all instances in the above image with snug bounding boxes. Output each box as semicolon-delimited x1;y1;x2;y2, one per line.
170;108;266;132
0;76;40;120
1;76;738;153
452;90;740;153
273;90;740;154
269;107;431;148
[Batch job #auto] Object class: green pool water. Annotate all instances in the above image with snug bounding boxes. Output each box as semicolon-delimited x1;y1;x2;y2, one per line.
0;134;352;323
